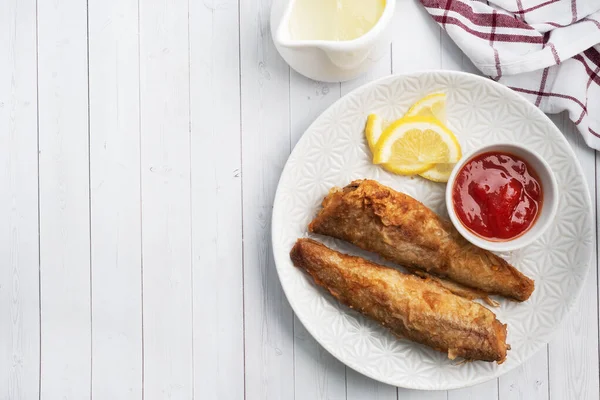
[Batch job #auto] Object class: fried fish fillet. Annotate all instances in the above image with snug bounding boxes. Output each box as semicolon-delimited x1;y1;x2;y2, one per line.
411;270;499;307
309;180;534;301
290;238;509;363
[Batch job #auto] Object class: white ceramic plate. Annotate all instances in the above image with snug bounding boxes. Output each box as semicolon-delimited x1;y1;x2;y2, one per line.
271;71;594;390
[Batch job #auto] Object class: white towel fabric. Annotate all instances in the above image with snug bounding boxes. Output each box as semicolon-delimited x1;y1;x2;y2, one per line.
420;0;600;149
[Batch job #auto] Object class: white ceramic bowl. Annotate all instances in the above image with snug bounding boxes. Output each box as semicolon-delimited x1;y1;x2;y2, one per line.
445;143;558;252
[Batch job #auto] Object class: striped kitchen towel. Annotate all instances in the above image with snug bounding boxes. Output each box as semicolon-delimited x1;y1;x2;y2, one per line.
420;0;600;150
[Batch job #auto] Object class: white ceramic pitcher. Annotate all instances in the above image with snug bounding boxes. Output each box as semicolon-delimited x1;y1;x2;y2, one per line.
271;0;395;82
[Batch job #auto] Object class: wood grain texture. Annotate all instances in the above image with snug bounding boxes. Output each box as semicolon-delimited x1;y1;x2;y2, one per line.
347;371;397;400
37;0;91;397
392;0;441;73
139;0;193;398
0;0;40;398
440;32;479;75
88;0;143;398
547;113;599;400
448;380;498;400
397;388;446;400
498;350;548;400
3;0;600;397
290;73;339;147
293;320;346;400
189;0;244;398
240;0;295;398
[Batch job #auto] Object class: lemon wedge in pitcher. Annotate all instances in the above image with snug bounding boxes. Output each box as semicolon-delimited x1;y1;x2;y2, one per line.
373;116;461;175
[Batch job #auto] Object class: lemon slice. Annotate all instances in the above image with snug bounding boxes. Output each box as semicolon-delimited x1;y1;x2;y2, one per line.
373;116;461;175
405;93;446;123
365;114;383;153
419;163;456;182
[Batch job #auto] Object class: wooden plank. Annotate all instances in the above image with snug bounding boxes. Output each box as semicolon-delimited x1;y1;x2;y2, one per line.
440;32;479;75
498;350;548;400
88;0;142;398
139;0;193;398
0;0;40;398
293;319;346;400
547;113;599;400
392;0;441;72
37;0;91;397
348;372;397;400
448;380;498;400
240;0;295;397
289;72;347;400
397;388;447;400
290;73;340;147
189;0;244;398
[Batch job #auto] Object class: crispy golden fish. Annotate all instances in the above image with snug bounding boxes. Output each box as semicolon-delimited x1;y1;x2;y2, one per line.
411;270;499;307
309;180;534;301
290;238;509;363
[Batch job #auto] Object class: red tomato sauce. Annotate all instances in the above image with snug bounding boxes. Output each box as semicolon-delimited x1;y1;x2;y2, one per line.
452;151;543;241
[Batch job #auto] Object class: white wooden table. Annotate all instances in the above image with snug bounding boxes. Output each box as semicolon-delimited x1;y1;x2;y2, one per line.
1;0;598;399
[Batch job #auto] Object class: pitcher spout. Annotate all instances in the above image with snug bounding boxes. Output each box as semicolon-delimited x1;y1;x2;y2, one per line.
271;0;395;82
